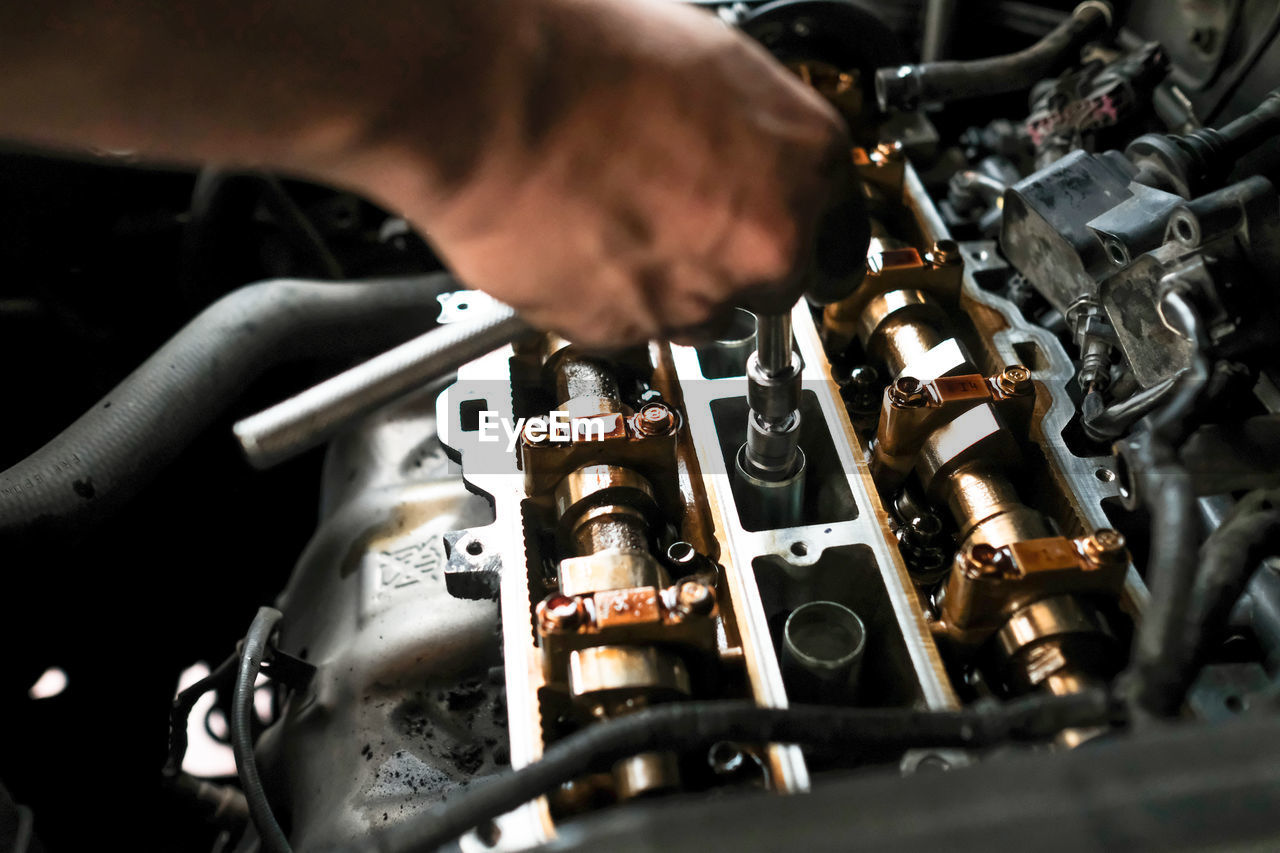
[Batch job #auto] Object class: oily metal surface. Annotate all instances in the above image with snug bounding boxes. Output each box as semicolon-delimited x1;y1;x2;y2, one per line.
902;166;1149;612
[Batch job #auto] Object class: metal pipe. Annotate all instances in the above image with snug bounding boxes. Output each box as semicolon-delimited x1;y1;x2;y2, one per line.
235;303;529;468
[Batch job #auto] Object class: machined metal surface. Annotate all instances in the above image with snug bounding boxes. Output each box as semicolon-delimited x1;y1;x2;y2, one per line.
260;385;510;851
903;164;1150;613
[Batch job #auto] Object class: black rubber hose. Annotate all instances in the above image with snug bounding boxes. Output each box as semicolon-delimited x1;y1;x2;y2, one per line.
1120;291;1209;717
1169;490;1280;706
1214;89;1280;157
1125;457;1198;717
875;1;1112;110
0;273;461;545
231;607;290;853
349;691;1114;853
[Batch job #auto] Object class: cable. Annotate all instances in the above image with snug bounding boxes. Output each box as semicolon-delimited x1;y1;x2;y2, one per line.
231;607;291;853
164;650;240;778
257;175;346;281
875;1;1113;110
1169;490;1280;708
350;690;1114;853
0;273;461;546
1119;290;1210;717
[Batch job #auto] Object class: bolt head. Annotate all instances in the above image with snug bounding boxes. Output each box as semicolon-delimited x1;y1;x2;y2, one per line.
539;594;585;632
1083;528;1127;568
997;364;1033;396
962;543;1008;578
925;239;962;267
874;140;905;163
636;403;676;436
677;581;715;615
889;376;927;407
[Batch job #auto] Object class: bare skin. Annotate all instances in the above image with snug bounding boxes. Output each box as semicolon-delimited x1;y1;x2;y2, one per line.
0;0;851;349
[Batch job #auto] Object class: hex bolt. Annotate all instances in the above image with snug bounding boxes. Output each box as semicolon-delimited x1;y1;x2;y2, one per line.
539;594;586;633
874;140;905;163
925;239;962;267
889;376;927;408
636;402;676;436
677;580;716;615
1083;528;1127;568
962;542;1007;577
997;364;1034;396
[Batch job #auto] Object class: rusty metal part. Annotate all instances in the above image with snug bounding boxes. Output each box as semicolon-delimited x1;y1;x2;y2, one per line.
871;369;1036;491
676;580;716;616
540;594;588;633
520;408;680;504
822;243;965;356
537;582;718;659
558;550;667;597
934;534;1129;646
554;465;660;556
635;403;677;437
569;645;692;708
546;347;624;415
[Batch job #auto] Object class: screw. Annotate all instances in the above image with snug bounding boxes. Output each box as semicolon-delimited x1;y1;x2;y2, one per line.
539;594;585;633
962;543;1007;578
636;402;676;436
677;580;715;615
997;364;1033;396
889;376;927;408
874;140;905;163
1083;528;1127;568
925;239;962;267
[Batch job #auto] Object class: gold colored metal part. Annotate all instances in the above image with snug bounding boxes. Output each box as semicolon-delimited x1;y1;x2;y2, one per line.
536;582;718;660
613;752;682;800
871;368;1035;490
789;61;863;124
853;143;906;198
822;239;964;355
934;534;1129;646
569;645;692;705
558;549;666;597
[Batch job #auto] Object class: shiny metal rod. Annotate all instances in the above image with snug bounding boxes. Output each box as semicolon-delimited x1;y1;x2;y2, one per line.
235;303;529;469
756;312;793;377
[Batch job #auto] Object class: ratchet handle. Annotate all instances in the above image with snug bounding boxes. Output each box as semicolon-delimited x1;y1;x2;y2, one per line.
234;303;529;469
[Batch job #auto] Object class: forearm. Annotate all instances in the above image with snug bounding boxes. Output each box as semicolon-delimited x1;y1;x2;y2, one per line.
0;1;520;200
